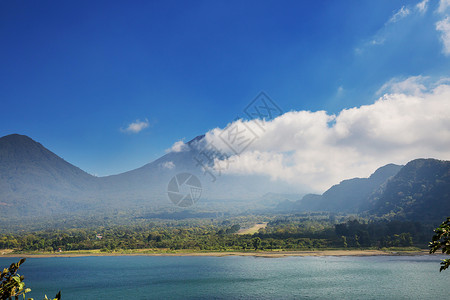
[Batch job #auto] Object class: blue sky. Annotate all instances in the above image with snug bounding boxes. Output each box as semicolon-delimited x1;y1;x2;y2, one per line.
1;0;450;177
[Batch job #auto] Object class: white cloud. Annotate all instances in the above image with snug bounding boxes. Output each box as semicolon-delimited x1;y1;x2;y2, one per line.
436;17;450;55
167;140;187;153
369;37;386;46
388;6;411;23
358;4;414;52
161;161;175;169
204;77;450;192
376;75;429;96
416;0;429;13
438;0;450;13
121;119;150;134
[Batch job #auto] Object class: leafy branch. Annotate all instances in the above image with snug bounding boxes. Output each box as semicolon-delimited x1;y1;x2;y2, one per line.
0;258;60;300
429;217;450;272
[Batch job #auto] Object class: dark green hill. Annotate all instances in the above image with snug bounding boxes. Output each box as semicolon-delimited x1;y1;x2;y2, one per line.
369;158;450;223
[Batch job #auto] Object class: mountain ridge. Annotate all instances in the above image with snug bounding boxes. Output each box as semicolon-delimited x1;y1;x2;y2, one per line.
1;133;449;222
369;158;450;222
0;134;305;216
282;163;403;213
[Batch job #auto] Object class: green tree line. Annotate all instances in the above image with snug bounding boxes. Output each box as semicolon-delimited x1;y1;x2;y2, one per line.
0;217;431;252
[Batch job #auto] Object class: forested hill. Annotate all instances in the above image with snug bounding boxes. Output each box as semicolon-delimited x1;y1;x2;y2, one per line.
282;158;450;225
369;158;450;223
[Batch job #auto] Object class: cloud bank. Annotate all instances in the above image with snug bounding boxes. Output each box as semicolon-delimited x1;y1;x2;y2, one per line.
204;77;450;192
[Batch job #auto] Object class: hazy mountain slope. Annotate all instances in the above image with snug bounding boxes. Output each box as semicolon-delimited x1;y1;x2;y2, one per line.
0;134;307;217
95;134;307;206
0;134;98;215
320;164;403;212
290;164;403;212
369;159;450;223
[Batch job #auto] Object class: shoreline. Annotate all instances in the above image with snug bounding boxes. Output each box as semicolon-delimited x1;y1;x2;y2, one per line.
0;249;431;258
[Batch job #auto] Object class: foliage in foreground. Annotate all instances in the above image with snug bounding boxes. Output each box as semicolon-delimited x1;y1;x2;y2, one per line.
429;217;450;272
0;258;60;300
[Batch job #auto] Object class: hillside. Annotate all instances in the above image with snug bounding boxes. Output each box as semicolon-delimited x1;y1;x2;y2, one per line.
287;164;403;213
369;159;450;223
0;134;98;215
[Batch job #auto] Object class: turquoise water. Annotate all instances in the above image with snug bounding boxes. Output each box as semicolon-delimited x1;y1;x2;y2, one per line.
1;255;449;299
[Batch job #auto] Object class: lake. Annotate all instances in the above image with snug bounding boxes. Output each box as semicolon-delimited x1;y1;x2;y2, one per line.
1;255;449;299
